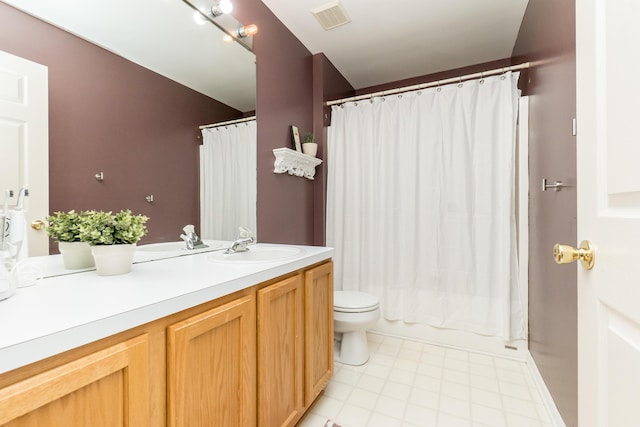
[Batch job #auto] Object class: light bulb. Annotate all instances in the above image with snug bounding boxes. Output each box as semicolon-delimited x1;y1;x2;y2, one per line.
211;0;232;17
238;24;258;38
219;0;232;14
193;9;207;25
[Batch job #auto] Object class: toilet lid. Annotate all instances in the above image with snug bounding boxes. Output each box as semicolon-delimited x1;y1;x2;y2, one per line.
334;291;379;312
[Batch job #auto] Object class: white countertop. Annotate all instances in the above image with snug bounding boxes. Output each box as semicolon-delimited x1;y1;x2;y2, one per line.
0;243;333;374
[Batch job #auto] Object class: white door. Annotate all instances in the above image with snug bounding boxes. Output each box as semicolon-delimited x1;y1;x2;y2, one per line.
0;50;49;256
575;0;640;425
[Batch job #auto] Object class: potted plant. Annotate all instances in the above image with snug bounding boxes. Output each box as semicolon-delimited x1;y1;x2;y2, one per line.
79;210;149;276
301;132;318;157
46;210;95;269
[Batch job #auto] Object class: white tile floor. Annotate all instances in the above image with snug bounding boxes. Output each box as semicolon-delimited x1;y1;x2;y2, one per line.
298;333;555;427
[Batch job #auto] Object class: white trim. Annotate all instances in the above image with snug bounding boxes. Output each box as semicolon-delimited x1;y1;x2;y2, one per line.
518;96;530;341
371;319;528;359
526;351;567;426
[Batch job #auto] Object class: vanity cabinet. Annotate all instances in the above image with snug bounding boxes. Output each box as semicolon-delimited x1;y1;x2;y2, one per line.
167;294;256;427
0;260;333;427
0;334;150;427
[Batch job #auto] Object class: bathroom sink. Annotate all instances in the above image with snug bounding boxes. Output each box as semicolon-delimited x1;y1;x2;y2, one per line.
207;245;305;263
137;240;224;253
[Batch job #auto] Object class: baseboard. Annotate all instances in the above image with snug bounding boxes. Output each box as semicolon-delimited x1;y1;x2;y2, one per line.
526;351;566;427
370;318;528;360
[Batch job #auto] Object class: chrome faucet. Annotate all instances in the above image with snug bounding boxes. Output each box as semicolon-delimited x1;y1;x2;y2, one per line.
180;225;208;250
224;227;255;254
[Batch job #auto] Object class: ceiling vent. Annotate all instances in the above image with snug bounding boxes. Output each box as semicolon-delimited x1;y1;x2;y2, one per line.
311;0;351;31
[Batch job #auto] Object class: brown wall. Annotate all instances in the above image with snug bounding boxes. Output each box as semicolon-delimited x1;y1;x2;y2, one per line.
234;0;316;245
312;53;355;245
513;0;577;425
0;3;242;248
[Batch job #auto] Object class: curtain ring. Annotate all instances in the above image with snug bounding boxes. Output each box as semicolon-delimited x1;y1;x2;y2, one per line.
458;77;463;88
417;90;422;96
436;80;442;92
479;72;485;84
398;94;402;99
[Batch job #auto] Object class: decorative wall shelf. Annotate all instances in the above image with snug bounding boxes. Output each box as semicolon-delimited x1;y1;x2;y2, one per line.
272;148;322;180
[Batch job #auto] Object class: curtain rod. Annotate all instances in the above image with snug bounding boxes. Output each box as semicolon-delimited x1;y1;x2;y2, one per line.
199;115;256;130
325;62;530;107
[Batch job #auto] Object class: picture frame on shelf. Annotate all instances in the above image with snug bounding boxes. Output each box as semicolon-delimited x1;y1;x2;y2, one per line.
290;125;302;152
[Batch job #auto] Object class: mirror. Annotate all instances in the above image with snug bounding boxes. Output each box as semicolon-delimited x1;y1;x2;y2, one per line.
0;0;256;111
0;0;256;256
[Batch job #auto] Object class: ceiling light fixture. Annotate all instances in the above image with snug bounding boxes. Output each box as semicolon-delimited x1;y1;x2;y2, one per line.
183;0;254;51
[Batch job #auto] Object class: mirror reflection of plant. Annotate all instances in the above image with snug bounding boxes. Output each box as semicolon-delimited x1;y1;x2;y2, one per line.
79;210;149;245
46;210;88;242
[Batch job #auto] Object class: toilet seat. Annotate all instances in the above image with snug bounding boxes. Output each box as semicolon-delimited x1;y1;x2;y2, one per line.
334;291;379;313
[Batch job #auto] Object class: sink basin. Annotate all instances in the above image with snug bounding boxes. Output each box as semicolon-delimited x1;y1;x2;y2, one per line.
207;245;305;263
137;240;224;253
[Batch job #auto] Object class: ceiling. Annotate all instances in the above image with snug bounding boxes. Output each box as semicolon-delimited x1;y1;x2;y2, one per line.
261;0;530;90
0;0;257;112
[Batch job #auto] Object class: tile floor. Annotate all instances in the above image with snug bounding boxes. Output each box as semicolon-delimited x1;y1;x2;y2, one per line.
298;333;555;427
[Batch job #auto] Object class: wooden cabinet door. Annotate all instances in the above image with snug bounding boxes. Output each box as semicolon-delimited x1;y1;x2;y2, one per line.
167;294;256;427
257;275;304;427
0;334;150;427
304;261;334;406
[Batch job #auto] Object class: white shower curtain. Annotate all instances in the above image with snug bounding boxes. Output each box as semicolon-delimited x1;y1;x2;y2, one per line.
200;120;257;241
326;72;524;341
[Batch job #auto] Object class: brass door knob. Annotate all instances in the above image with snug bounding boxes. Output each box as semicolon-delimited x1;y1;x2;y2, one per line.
31;219;46;231
553;240;595;270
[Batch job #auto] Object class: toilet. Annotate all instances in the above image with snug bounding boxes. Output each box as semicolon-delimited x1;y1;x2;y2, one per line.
333;290;380;366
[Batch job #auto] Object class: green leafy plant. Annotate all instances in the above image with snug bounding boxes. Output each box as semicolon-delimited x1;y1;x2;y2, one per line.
78;210;149;245
46;210;88;242
302;132;315;144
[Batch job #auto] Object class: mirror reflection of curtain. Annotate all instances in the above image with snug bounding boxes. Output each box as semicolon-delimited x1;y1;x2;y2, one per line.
200;121;257;241
326;72;524;341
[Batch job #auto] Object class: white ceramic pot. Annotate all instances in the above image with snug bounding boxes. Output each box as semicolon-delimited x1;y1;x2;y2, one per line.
0;267;16;301
302;142;318;157
91;243;136;276
58;241;95;270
